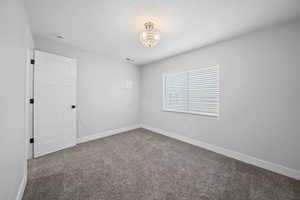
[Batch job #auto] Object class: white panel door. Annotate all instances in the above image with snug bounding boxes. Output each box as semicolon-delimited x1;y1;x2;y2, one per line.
34;51;77;157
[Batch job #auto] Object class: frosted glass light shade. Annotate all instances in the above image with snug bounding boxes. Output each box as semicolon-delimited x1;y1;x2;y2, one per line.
139;22;160;47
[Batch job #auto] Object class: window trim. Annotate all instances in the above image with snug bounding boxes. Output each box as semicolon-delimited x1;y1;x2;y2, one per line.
162;66;220;117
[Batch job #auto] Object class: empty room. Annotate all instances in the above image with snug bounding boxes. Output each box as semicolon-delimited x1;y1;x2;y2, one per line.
1;0;300;199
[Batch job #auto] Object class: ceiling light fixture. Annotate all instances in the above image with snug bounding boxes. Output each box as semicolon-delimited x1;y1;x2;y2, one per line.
139;22;160;48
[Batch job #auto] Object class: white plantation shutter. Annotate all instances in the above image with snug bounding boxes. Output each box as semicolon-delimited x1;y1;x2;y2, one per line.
163;66;219;117
188;66;219;116
164;72;188;111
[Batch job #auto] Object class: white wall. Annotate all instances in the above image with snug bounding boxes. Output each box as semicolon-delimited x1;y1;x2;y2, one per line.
0;0;34;199
140;20;300;172
34;37;140;143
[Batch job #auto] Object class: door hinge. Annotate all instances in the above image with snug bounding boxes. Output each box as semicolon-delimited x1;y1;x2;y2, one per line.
29;138;34;143
30;59;35;65
29;98;34;104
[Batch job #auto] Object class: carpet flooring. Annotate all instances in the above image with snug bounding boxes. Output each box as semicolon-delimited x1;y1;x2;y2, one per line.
23;128;300;200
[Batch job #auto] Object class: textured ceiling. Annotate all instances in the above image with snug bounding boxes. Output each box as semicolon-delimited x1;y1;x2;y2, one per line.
26;0;300;65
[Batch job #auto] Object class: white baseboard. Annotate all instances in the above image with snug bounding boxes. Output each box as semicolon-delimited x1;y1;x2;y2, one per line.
140;123;300;180
77;124;141;144
16;173;27;200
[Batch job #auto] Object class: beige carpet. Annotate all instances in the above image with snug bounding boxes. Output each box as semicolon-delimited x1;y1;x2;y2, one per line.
23;128;300;200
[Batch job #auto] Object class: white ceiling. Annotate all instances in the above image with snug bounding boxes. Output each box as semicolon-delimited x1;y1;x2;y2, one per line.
26;0;300;66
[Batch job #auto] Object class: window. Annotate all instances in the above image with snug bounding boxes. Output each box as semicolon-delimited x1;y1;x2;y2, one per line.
163;66;219;117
